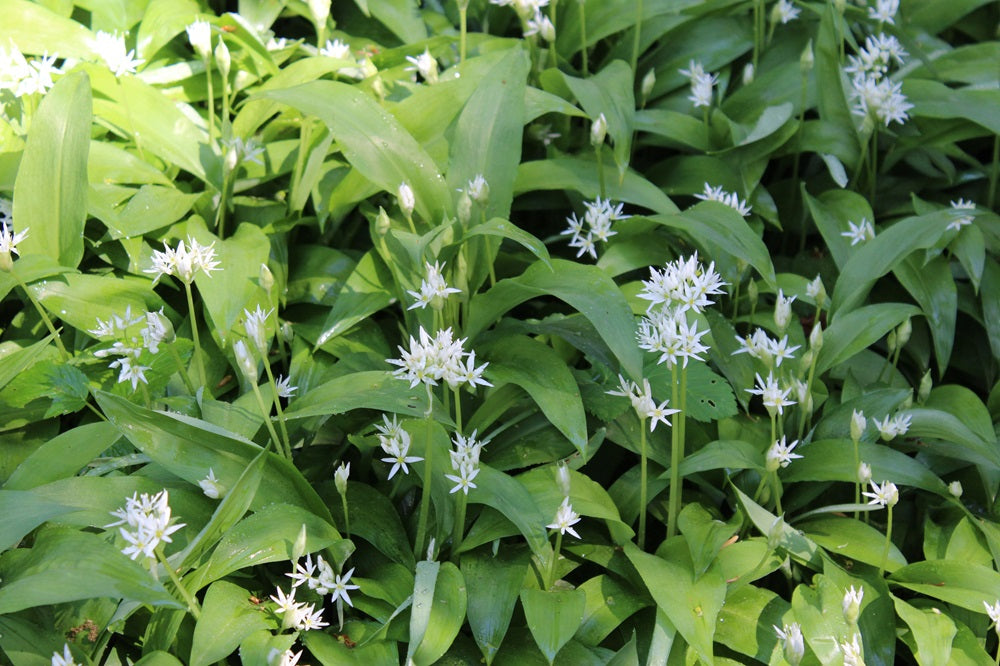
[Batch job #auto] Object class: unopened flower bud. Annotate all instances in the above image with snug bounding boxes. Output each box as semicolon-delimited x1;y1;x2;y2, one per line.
233;339;257;384
800;39;814;73
806;274;825;309
858;462;872;484
214;37;231;80
556;463;571;497
457;192;473;224
800;349;815;371
918;369;932;404
590;113;607;147
186;20;212;61
260;263;274;292
641;68;656;103
375;207;392;235
467;175;489;206
372;75;387;100
398;182;415;220
334;461;350;495
850;409;866;444
539;15;556;42
747;279;759;308
842;585;864;626
896;318;912;348
742;63;755;86
767;515;785;550
809;322;823;351
281;320;294;343
307;0;331;26
359;57;378;79
886;330;898;354
774;290;795;332
781;623;804;666
949;480;963;498
292;523;308;562
834;0;845;14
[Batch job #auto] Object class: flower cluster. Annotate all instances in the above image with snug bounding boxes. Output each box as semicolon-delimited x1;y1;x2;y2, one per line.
842;218;876;246
947;199;976;231
636;308;709;369
680;60;717;109
91;307;172;390
269;585;329;632
694;182;752;217
772;0;800;24
388;327;491;391
106;490;185;561
376;414;423;479
0;42;59;99
734;328;801;368
607;375;680;431
868;0;899;24
637;252;727;313
766;436;802;471
773;623;804;665
405;49;438;84
561;198;630;259
287;554;359;606
845;31;911;127
145;236;221;284
746;371;796;417
0;200;27;271
874;412;910;440
407;261;461;310
490;0;553;40
93;30;145;76
445;430;485;494
863;479;899;507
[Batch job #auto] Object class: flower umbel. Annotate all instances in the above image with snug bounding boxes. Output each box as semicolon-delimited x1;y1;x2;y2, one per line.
547;497;582;538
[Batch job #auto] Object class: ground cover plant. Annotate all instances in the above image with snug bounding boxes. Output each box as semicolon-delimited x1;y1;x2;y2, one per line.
2;0;1000;663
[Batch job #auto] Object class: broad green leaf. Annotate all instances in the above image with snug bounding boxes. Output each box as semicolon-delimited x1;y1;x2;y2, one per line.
462;549;529;665
515;158;678;215
893;254;956;377
814;5;856;155
798;516;906;572
0;337;56;395
406;560;467;666
646;360;738;424
905;407;1000;469
465;466;552;567
624;540;725;666
332;481;415;569
791;575;854;665
983;258;1000;360
479;335;588;454
4;422;120;490
803;188;873;271
647;203;776;287
678;440;762;476
260;80;451;220
521;588;587;665
519;466;633;544
906;79;1000;135
285;371;444;424
134;0;200;61
95;391;333;521
574;575;648;647
894;597;957;666
134;652;185;666
831;210;953;314
303;626;399;666
198;503;348;587
0;489;76;552
368;0;426;42
715;585;786;662
28;273;163;338
190;581;271;666
783;440;948;495
99;185;200;239
0;528;182;613
314;250;395;347
0;615;77;666
13;71;90;268
733;486;823;570
0;0;94;58
447;47;529;222
890;560;1000;612
817;303;920;374
467;259;643;381
677;503;740;577
908;0;997;29
925;384;996;445
464;217;551;267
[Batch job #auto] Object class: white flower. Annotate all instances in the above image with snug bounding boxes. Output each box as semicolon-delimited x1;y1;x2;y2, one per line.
863;479;899;507
849;73;912;126
142;309;171;353
679;60;706;83
688;71;717;108
321;38;351;59
0;217;28;271
637;251;726;313
405;49;438;83
694;183;752;217
276;375;298;398
329;567;360;606
843;585;864;624
407;261;461;310
94;30;144;76
244;305;273;354
334;461;350;495
806;275;826;307
145;237;221;284
0;44;59;98
590;113;607;146
773;289;796;331
199;468;225;499
947;199;976;231
270;586;304;618
398;182;416;219
845;34;907;79
388;327;490;391
607;375;680;430
874;413;910;440
224;136;266;167
524;10;555;41
445;465;480;494
287;554;318;588
858;462;872;484
109;356;151;391
562;197;630;260
51;644;80;666
773;623;804;665
840;633;865;666
268;649;303;666
841;218;876;245
985;600;1000;626
766;436;802;471
464;174;490;205
379;427;423;479
746;371;796;416
186;20;212;60
295;603;329;631
850;409;867;443
773;0;800;24
107;490;185;561
547;497;581;538
769;335;800;367
868;0;899;24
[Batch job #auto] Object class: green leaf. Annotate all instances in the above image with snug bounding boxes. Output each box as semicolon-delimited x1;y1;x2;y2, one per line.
574;575;648;647
315;250;395;347
624;540;725;666
467;259;643;381
479;335;588;455
4;422;120;490
647;203;776;287
732;485;823;570
798;516;906;572
465;466;552;567
521;588;587;665
0;336;58;394
890;560;1000;612
95;391;333;521
134;652;185;666
190;581;271;666
906;79;1000;134
715;585;786;662
894;597;957;666
0;0;94;58
99;185;200;240
646;360;738;424
515;158;678;215
0;489;76;552
678;440;763;476
893;254;956;377
817;303;920;374
406;560;467;666
464;218;551;268
13;71;90;268
905;406;1000;469
303;626;399;666
260;80;451;220
332;481;415;569
285;371;443;423
462;549;529;665
28;273;163;339
0;528;182;613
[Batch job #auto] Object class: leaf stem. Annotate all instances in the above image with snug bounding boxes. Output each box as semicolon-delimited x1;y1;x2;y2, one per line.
263;360;293;457
451;490;467;561
183;281;207;389
251;380;287;459
157;548;200;619
414;418;434;557
879;503;893;576
13;271;68;360
638;420;648;550
578;0;589;76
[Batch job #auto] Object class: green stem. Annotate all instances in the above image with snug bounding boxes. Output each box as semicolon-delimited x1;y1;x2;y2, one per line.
184;282;207;389
251;380;286;458
13;271;68;360
578;0;588;76
666;364;683;539
853;440;861;519
752;0;762;70
414;418;434;557
595;147;606;199
263;361;293;457
451;490;468;561
989;134;999;211
204;58;215;147
340;493;351;540
547;530;563;590
459;6;468;63
168;343;197;394
878;503;893;576
630;0;643;75
452;387;463;435
771;472;783;515
157;548;200;618
638;420;648;550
